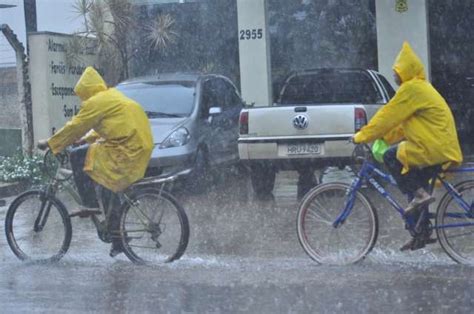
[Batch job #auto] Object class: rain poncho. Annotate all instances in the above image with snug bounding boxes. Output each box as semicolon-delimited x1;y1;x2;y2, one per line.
354;42;463;173
48;67;153;192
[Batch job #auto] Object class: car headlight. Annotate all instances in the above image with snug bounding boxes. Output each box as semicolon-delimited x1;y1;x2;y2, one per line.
159;127;191;148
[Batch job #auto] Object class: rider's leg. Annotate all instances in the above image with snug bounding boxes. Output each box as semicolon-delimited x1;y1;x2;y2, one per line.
383;146;434;213
100;188;124;257
384;147;436;250
383;146;411;194
400;168;437;251
70;144;99;208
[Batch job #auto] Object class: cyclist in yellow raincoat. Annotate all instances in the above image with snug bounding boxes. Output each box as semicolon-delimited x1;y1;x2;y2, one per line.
38;66;153;257
353;42;463;251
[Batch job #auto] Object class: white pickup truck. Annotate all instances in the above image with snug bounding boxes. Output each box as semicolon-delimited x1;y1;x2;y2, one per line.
238;68;395;198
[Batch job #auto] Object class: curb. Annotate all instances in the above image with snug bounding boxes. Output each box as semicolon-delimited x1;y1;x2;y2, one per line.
0;181;28;199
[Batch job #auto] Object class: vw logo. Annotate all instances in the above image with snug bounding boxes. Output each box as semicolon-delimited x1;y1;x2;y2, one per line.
293;115;309;130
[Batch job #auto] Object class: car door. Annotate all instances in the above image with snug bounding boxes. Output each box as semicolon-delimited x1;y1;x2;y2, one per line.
218;78;243;163
199;77;226;166
206;77;242;165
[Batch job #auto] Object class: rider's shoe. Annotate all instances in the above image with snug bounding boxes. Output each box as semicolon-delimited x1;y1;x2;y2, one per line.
404;188;436;216
109;242;124;258
400;235;437;251
69;208;102;218
400;237;421;251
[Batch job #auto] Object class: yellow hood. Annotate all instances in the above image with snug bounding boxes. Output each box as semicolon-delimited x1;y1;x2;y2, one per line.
355;42;463;174
392;41;426;83
74;66;108;101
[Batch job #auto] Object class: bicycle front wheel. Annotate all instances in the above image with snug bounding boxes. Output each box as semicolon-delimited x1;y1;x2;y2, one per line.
120;188;189;264
5;190;72;263
436;180;474;265
297;183;378;265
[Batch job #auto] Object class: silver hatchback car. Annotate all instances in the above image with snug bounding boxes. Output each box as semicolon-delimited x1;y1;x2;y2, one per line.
116;73;244;192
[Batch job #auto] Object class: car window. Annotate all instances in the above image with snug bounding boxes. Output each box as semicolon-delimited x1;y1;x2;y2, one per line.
279;71;384;104
200;79;218;118
211;79;227;108
221;79;242;109
377;73;396;99
117;81;196;117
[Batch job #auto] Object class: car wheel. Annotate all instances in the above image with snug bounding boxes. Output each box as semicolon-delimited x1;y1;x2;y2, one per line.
297;169;319;201
186;149;211;194
250;163;276;200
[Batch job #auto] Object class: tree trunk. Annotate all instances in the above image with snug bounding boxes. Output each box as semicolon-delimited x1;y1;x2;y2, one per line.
1;24;34;156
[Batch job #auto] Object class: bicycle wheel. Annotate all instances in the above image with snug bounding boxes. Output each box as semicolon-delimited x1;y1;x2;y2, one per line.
436;180;474;265
5;190;72;263
120;188;189;264
297;182;378;265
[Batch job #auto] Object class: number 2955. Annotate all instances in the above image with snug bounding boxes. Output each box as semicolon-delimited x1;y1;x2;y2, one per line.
239;28;263;40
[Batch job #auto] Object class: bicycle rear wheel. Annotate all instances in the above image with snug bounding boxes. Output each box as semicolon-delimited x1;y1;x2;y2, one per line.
297;183;378;265
120;188;189;264
5;190;72;263
436;180;474;265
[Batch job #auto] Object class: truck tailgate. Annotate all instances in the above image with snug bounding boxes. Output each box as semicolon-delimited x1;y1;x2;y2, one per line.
247;105;357;137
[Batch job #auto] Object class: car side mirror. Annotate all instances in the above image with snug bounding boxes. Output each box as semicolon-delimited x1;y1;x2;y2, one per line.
208;107;222;124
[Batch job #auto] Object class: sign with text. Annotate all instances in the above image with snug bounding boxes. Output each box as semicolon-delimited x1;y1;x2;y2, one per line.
237;0;272;107
28;32;99;144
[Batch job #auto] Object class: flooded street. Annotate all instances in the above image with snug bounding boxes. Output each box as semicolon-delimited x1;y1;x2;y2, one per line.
1;1;473;313
0;168;473;313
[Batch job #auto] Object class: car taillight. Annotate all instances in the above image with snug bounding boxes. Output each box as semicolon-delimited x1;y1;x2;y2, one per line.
354;108;367;132
239;110;249;134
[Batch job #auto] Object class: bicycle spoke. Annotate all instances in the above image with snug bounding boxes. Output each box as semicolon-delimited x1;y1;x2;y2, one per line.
5;191;71;262
121;190;189;264
310;200;334;221
437;181;474;265
305;209;333;225
444;230;474;239
298;184;377;265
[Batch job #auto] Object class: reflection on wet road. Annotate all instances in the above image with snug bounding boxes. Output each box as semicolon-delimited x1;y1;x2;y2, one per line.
0;168;473;313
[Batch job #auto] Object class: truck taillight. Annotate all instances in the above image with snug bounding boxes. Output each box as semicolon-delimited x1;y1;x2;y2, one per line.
354;108;367;132
239;110;249;134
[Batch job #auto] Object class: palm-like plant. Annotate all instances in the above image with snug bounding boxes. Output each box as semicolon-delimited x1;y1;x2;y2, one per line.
70;0;178;82
70;0;135;82
145;14;178;51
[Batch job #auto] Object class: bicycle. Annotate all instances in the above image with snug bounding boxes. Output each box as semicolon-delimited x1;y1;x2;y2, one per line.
296;143;474;265
5;148;190;265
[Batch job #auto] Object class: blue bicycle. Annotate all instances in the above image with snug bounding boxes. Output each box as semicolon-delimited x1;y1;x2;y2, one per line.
296;144;474;265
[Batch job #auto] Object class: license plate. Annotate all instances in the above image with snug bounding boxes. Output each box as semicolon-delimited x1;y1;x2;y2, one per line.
286;143;322;155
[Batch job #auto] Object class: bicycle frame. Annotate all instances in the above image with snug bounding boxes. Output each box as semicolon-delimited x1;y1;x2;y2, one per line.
333;160;474;231
32;166;82;233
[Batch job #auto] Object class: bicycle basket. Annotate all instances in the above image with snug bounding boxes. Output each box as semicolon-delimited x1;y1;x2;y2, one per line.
371;139;389;163
42;149;73;181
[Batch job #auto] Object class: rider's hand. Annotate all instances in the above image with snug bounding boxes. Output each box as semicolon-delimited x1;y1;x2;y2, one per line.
349;136;358;144
73;138;87;147
37;139;49;151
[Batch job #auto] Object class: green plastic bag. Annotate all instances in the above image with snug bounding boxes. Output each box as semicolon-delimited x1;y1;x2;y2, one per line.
372;139;389;163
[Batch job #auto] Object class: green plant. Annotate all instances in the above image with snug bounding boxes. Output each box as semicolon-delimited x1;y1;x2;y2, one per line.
70;0;178;83
0;154;46;184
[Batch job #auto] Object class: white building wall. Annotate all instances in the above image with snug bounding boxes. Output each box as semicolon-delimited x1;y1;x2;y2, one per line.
237;0;272;107
376;0;430;87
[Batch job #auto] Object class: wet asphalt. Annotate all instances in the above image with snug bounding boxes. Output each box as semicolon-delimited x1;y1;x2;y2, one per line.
0;168;473;313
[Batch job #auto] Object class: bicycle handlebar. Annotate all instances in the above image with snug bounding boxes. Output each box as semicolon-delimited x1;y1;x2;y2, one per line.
351;143;374;164
42;148;73;181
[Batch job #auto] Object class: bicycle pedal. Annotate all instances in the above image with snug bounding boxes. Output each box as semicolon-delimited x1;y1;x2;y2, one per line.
69;209;102;218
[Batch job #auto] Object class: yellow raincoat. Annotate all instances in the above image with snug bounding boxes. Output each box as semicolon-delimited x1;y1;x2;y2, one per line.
48;67;153;192
354;42;463;174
